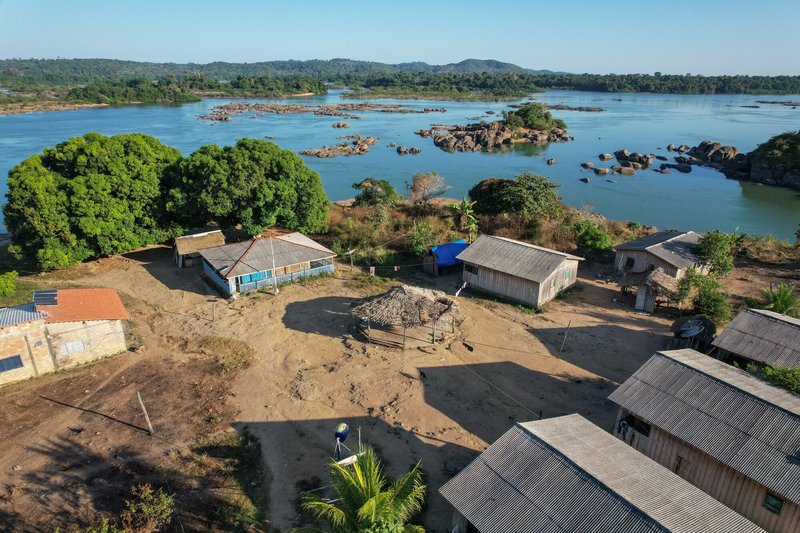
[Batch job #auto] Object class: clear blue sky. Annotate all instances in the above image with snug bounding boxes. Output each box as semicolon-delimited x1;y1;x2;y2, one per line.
1;0;798;75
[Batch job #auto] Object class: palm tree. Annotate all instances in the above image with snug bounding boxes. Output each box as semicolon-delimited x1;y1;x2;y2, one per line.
760;283;800;318
448;198;479;242
295;447;426;533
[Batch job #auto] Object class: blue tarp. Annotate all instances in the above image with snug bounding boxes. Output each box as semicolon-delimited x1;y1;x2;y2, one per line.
431;240;469;267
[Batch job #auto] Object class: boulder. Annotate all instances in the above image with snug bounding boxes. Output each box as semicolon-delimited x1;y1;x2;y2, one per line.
389;142;397;147
546;158;556;165
667;143;675;152
397;146;408;155
332;122;349;128
593;167;609;175
581;161;594;169
618;167;636;175
579;177;591;183
409;147;421;154
599;153;613;161
655;155;668;161
614;149;631;160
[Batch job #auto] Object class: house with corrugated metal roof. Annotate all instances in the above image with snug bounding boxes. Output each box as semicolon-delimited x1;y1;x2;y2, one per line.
173;229;226;268
440;414;763;533
199;232;336;296
711;308;800;369
614;230;703;279
455;235;583;307
0;288;130;386
609;349;800;532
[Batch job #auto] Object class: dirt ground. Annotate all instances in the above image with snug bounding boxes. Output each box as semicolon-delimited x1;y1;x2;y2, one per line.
1;246;686;531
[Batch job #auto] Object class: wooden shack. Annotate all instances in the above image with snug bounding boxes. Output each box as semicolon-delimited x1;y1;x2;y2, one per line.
456;235;582;307
711;308;800;368
440;414;761;533
614;230;702;279
619;267;679;313
174;229;225;268
609;349;800;532
199;232;335;296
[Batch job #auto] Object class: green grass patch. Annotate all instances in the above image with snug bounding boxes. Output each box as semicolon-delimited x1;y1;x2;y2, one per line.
0;278;39;308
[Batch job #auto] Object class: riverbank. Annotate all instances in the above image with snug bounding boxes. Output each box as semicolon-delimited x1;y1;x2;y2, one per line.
0;100;109;115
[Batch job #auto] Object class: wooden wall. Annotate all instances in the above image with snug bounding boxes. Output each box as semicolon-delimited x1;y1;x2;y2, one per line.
463;262;540;306
537;260;579;305
613;409;800;532
614;250;683;278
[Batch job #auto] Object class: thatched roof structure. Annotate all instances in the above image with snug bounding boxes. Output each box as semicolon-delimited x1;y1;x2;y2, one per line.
619;267;679;297
351;285;459;328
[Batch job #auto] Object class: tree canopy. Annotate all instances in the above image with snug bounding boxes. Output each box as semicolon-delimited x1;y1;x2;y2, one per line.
469;173;564;218
694;230;742;276
5;134;329;270
502;103;566;131
167;138;328;235
749;130;800;169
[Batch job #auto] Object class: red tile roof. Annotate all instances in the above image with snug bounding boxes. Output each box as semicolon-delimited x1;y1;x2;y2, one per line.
36;288;130;323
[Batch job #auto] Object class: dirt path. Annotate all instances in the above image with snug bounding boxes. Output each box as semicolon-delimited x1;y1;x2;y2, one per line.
0;247;672;531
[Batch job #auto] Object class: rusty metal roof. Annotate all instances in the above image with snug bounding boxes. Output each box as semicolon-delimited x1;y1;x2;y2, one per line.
0;304;45;328
712;308;800;367
609;349;800;503
440;414;762;532
34;288;130;323
456;235;583;283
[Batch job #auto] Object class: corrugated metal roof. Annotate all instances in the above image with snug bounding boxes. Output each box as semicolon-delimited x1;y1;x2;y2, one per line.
615;230;701;270
199;232;335;279
35;289;130;323
609;349;800;503
174;230;226;255
0;304;45;328
440;414;762;533
455;235;583;283
712;308;800;367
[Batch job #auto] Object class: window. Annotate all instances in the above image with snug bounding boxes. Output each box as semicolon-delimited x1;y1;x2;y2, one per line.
673;455;692;478
465;264;479;275
0;355;23;373
621;414;651;437
60;339;85;355
34;339;43;347
625;257;635;270
763;492;784;515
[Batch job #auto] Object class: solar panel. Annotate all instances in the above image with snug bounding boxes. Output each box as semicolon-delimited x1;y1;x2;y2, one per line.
33;289;58;306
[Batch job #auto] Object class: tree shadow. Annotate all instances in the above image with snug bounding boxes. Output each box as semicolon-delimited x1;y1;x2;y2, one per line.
237;415;476;532
527;323;666;383
418;361;616;446
5;431;270;532
122;246;222;297
282;296;356;338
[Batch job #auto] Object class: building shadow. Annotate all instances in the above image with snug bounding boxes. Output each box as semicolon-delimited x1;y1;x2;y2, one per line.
282;296;356;338
527;323;667;384
419;361;616;445
122;246;221;296
237;415;476;532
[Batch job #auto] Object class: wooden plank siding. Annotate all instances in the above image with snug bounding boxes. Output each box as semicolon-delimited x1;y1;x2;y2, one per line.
463;259;578;307
614;409;800;532
615;249;683;278
537;260;579;304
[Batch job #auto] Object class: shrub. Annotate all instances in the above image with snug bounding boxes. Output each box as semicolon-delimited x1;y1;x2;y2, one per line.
409;221;435;255
405;172;451;203
694;230;743;276
469;173;563;218
749;130;800;169
678;269;732;325
572;220;612;254
748;363;800;395
758;283;799;317
501;103;567;131
0;271;18;298
120;484;174;532
352;178;401;207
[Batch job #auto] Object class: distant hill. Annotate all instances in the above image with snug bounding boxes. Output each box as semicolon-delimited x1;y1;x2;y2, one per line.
0;57;558;84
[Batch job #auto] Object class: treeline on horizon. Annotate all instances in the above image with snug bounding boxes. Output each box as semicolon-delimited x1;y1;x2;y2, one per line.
2;58;800;97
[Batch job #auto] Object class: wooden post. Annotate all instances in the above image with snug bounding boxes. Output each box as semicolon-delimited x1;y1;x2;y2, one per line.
137;391;155;435
559;320;572;353
212;302;216;322
367;319;371;343
431;320;436;344
403;326;407;348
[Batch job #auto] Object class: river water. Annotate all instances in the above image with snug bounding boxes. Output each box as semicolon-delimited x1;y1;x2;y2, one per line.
1;90;798;238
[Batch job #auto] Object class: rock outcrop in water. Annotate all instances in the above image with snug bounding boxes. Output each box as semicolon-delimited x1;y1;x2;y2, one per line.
300;134;379;158
199;102;447;122
416;121;569;152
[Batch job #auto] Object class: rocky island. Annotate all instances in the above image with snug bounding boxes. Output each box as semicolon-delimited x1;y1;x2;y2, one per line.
415;103;570;152
299;134;379;158
198;102;446;122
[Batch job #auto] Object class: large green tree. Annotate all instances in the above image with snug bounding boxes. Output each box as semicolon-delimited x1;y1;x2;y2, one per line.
4;132;182;269
469;173;563;218
167;138;328;235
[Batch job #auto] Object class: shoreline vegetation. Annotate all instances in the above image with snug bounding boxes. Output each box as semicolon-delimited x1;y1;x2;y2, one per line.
2;58;800;114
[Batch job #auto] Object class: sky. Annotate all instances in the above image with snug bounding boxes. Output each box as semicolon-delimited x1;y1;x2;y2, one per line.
1;0;799;75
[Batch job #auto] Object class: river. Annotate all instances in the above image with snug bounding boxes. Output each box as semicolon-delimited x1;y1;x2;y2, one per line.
1;90;798;239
